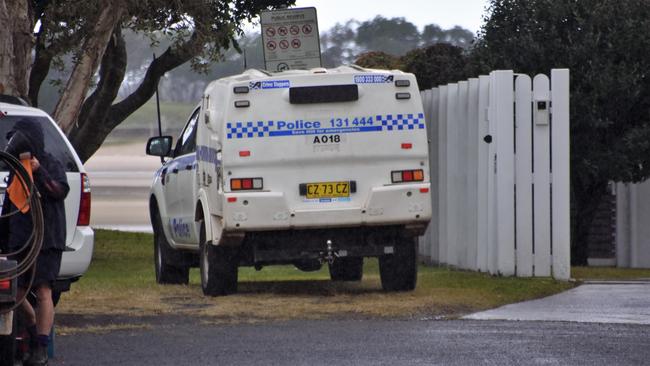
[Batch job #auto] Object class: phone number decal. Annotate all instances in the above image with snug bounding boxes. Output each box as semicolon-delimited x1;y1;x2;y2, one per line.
226;113;424;139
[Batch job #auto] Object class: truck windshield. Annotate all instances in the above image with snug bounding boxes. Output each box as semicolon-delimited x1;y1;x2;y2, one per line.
0;115;79;172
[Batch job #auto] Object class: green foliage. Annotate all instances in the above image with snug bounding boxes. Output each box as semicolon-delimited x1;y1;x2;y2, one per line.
401;43;469;90
474;0;650;263
356;16;420;56
354;51;401;70
354;43;469;91
422;25;474;48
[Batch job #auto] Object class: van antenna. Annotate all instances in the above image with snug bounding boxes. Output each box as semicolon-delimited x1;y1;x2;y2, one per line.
153;52;164;163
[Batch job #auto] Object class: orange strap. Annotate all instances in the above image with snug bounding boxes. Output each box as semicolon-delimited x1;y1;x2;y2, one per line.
7;159;33;213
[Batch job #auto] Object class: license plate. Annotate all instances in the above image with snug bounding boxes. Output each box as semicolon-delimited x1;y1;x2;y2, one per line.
305;181;350;199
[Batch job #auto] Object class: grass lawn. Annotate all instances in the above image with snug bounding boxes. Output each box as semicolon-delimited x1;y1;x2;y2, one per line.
57;230;575;325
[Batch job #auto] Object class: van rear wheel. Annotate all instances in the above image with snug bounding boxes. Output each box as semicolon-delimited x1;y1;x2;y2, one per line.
153;209;189;285
329;257;363;281
199;222;239;296
379;237;417;291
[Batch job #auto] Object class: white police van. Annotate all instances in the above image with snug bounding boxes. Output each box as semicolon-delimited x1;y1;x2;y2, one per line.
147;66;431;296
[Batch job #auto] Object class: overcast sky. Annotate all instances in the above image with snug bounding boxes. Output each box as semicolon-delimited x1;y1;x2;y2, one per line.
292;0;490;34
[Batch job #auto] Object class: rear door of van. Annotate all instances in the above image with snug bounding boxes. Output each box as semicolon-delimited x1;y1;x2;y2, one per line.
221;71;429;228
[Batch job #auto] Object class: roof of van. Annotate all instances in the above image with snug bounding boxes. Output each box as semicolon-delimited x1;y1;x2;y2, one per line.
206;65;407;89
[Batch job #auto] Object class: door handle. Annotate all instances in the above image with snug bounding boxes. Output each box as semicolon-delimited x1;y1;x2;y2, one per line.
172;168;179;174
185;164;193;170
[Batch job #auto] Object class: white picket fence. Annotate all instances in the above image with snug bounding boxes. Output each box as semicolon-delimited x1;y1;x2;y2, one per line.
419;69;571;280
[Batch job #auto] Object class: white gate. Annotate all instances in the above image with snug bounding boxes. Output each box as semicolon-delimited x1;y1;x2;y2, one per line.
419;69;571;280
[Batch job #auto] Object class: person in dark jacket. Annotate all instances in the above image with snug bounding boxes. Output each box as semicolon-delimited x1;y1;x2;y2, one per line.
0;118;69;366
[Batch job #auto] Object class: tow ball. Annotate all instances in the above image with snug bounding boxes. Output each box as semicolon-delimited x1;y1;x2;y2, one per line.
319;239;339;265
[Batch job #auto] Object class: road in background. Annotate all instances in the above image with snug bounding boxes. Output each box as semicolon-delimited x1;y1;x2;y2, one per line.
52;317;650;365
85;142;160;233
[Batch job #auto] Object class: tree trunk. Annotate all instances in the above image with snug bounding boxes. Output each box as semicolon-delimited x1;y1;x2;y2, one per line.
53;0;125;134
0;1;14;94
0;0;33;99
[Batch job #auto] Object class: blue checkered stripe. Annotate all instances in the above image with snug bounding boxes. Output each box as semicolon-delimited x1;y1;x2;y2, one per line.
376;113;425;131
226;121;274;139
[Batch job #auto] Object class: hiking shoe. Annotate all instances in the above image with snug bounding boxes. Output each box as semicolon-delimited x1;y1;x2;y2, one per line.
25;345;47;366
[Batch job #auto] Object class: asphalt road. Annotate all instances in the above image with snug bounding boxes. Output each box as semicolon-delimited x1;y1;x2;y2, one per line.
51;317;650;366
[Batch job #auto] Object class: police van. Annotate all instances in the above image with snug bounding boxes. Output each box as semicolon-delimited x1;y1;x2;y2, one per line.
146;66;431;296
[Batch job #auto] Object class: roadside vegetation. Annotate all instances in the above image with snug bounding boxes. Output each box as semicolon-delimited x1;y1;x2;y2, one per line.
58;230;574;327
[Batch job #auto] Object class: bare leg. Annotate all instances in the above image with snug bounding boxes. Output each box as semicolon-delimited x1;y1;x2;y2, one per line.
34;285;54;336
17;287;36;327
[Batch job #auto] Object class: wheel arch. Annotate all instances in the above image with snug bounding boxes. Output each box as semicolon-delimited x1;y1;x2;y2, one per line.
195;189;212;243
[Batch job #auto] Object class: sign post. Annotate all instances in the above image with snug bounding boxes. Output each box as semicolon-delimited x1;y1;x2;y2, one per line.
260;7;322;72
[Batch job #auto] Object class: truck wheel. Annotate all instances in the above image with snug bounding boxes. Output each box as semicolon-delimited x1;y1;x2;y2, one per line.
329;257;364;281
199;222;238;296
153;209;189;285
379;237;418;291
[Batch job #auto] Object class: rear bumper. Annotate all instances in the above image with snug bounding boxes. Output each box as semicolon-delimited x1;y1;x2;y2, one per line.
59;226;94;278
222;183;432;232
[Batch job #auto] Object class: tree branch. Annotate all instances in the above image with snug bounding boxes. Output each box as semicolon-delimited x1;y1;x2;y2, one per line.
28;26;53;106
69;25;127;161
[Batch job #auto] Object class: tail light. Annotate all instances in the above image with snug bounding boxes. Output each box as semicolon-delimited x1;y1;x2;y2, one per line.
77;173;91;226
0;279;10;291
391;169;424;183
230;178;263;191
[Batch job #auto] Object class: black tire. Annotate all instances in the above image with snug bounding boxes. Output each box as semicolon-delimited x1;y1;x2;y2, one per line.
379;237;418;291
329;257;364;281
199;222;238;296
0;312;16;366
152;208;189;285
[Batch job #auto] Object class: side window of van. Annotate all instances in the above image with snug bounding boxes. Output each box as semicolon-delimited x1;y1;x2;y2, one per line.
175;108;200;157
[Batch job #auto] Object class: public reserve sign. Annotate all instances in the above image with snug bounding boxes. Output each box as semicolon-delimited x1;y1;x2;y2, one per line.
260;7;322;72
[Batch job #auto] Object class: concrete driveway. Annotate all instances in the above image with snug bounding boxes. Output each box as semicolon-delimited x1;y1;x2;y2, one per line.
464;280;650;324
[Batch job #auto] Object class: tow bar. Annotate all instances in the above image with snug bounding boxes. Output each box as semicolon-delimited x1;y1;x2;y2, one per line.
319;239;339;265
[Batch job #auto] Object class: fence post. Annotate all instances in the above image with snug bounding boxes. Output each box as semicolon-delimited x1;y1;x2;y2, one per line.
492;70;516;276
550;69;571;280
419;90;432;260
533;74;552;276
428;88;440;263
457;81;470;269
438;86;449;265
467;78;480;271
514;74;534;277
477;75;491;272
446;83;460;267
616;183;631;268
